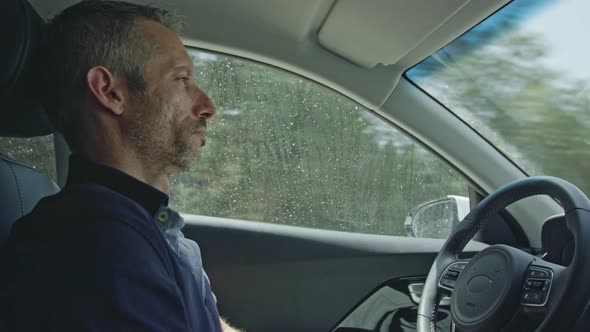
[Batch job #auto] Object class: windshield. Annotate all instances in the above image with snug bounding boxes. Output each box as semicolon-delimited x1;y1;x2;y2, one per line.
407;0;590;194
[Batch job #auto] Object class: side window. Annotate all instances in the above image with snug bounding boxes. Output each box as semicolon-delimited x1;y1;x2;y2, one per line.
0;135;57;182
169;48;470;238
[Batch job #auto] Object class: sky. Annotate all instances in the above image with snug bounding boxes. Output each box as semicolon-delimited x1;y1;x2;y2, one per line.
523;0;590;82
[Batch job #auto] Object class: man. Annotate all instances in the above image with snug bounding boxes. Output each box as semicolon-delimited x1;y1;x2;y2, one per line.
0;1;241;331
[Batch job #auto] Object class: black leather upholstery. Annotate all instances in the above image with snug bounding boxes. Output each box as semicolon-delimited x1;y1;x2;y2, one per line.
0;0;60;247
542;214;574;266
0;154;59;245
0;0;53;137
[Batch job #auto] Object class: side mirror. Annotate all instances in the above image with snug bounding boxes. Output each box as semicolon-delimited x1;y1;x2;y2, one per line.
404;195;470;239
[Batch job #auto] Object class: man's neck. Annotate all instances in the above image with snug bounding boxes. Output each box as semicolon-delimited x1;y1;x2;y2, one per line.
77;149;171;193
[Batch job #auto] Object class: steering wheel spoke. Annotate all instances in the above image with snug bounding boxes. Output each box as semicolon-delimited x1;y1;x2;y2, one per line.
510;260;567;331
439;260;470;292
520;265;555;307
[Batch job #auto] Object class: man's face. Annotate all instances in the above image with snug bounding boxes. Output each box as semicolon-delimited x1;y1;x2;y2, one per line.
125;20;216;172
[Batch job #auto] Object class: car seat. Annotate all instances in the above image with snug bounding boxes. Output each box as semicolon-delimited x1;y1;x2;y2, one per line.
0;0;59;247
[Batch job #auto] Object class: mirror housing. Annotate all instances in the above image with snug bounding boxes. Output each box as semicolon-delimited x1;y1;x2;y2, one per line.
404;195;470;239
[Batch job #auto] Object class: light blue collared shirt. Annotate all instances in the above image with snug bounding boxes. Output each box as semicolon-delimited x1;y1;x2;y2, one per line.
155;206;217;303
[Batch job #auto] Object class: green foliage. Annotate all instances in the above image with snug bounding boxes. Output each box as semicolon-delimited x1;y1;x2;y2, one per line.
412;29;590;196
169;52;467;236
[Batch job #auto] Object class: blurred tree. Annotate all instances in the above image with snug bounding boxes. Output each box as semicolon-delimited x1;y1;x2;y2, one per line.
416;29;590;195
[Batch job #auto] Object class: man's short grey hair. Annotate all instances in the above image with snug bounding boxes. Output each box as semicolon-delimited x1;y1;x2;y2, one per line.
41;0;183;151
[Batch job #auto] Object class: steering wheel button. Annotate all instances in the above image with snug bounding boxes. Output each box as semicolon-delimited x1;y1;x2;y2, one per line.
455;262;467;270
528;269;550;279
441;278;456;289
522;291;545;305
524;280;545;290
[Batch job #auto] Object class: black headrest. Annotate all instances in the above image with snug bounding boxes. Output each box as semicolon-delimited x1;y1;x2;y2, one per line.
0;0;53;137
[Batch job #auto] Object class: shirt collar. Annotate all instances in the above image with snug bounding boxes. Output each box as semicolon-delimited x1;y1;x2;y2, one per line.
66;154;169;216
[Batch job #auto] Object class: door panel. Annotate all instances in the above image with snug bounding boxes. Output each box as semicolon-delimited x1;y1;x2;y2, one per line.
335;278;452;331
182;215;486;332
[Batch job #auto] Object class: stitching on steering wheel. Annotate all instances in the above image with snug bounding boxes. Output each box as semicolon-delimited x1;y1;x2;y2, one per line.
430;294;440;332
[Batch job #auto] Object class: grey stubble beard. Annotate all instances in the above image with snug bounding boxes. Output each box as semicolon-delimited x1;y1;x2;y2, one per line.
126;93;200;178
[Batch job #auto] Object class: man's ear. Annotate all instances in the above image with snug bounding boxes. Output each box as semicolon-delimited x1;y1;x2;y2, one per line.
86;66;127;116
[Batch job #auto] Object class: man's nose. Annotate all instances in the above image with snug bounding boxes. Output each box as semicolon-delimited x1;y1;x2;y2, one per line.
193;87;217;119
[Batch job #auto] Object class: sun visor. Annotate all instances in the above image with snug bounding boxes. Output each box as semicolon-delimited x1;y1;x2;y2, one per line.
318;0;470;68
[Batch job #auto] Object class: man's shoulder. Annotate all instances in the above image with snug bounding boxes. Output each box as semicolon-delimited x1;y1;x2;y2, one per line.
5;183;175;279
0;189;185;331
36;183;151;220
10;185;136;240
8;183;169;263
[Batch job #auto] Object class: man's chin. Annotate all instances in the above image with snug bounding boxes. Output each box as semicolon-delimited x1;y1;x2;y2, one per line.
169;150;200;173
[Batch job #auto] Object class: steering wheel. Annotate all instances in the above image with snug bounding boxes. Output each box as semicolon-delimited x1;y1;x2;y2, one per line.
417;176;590;332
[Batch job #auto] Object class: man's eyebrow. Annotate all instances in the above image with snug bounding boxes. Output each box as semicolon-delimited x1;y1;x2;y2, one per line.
172;64;193;73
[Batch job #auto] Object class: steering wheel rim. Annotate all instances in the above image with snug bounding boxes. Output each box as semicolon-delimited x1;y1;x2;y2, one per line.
417;176;590;332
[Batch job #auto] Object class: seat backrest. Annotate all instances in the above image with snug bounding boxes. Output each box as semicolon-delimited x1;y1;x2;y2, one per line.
0;154;59;245
541;215;574;266
0;0;59;247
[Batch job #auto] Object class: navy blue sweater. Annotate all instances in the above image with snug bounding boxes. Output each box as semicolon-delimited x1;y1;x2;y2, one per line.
0;156;221;331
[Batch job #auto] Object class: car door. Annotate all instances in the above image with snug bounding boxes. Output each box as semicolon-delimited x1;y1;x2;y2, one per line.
167;48;515;332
